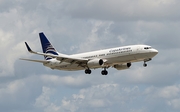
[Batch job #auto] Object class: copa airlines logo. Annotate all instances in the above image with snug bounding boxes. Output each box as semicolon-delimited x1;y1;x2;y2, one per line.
109;47;131;53
44;44;58;60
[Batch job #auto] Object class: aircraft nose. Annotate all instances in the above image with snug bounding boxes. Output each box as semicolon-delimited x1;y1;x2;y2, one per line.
152;49;158;55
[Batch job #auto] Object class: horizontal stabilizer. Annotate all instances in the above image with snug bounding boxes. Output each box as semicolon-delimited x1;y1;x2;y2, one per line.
20;58;48;63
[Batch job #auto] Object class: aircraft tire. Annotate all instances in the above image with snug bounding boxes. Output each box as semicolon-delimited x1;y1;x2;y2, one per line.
85;69;91;74
88;69;91;74
101;70;108;75
143;63;147;67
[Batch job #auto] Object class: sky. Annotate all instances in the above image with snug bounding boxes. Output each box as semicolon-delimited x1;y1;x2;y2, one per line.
0;0;180;112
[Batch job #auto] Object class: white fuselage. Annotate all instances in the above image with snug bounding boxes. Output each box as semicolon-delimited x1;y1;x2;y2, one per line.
43;45;158;71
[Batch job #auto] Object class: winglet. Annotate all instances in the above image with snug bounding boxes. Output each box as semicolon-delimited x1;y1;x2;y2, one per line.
25;42;34;53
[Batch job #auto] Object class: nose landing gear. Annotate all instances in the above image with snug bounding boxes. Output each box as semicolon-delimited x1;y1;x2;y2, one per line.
143;62;147;67
143;58;152;67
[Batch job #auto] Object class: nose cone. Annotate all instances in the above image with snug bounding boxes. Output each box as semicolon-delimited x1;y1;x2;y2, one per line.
151;49;158;56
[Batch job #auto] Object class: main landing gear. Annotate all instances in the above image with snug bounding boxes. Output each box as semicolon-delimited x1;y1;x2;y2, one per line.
85;68;108;75
85;69;91;74
101;69;108;75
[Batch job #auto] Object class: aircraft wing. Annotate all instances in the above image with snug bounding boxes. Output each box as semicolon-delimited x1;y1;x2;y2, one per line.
20;58;48;63
24;42;88;64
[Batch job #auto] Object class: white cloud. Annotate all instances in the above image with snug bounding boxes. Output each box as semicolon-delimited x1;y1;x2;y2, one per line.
144;85;180;99
40;74;92;88
64;0;180;21
77;20;115;52
35;86;54;108
57;84;141;112
0;75;43;112
143;85;180;111
0;30;15;76
168;98;180;110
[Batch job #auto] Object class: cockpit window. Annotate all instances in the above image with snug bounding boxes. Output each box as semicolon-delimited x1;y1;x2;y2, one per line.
144;47;152;49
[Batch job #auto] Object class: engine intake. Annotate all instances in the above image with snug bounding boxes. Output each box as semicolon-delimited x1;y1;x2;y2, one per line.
114;63;131;70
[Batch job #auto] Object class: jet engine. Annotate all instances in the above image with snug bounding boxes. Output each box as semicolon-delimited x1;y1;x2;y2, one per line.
114;63;131;70
87;59;104;67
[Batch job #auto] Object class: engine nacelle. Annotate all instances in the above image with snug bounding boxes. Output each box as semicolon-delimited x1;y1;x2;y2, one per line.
114;63;131;70
87;59;104;67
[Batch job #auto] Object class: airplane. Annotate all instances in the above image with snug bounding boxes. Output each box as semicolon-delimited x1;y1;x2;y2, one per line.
20;32;158;75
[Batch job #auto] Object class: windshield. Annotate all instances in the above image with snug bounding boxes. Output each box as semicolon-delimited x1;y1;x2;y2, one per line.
144;47;152;49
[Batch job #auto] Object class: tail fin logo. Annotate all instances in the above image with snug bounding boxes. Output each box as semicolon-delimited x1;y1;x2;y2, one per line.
44;43;58;60
39;32;58;60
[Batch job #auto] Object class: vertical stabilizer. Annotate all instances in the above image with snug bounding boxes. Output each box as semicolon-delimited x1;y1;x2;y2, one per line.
39;32;58;60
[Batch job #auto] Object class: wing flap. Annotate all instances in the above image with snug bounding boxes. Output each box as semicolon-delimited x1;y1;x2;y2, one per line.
56;57;88;64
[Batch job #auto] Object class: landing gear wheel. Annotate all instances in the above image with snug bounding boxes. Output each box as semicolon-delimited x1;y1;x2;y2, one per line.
143;63;147;67
101;70;108;75
85;69;91;74
101;70;105;75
